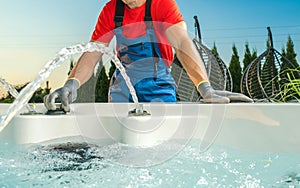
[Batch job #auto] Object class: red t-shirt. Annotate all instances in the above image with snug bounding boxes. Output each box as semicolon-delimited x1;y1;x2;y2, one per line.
91;0;184;67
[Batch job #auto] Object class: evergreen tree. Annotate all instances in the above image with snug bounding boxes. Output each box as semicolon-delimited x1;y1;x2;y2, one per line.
29;87;44;103
242;42;257;73
242;42;252;72
44;81;51;96
228;44;242;92
281;47;290;80
278;36;300;101
95;64;110;102
211;42;219;57
280;36;299;81
108;61;116;79
282;47;286;58
0;82;50;103
285;35;298;68
251;50;257;63
243;42;252;73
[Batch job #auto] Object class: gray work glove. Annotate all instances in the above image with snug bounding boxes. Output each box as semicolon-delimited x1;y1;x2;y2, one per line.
44;79;80;112
197;81;253;103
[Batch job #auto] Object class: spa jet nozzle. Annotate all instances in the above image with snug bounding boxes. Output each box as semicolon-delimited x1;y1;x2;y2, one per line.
128;103;151;117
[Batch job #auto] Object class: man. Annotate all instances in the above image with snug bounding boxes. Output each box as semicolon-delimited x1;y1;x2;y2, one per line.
44;0;252;112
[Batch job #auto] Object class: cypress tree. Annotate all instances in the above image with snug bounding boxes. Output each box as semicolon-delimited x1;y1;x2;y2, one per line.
243;42;257;73
211;42;219;57
95;63;110;102
251;50;257;63
281;47;290;80
243;42;252;72
278;36;300;101
285;35;298;68
280;36;299;81
108;61;116;80
228;44;242;92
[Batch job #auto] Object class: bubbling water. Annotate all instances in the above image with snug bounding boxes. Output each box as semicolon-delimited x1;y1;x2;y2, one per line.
0;42;138;132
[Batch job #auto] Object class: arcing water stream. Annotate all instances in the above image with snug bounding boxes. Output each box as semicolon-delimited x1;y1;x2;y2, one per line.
0;42;139;132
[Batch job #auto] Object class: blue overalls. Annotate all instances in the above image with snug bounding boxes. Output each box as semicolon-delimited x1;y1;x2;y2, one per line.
109;0;176;102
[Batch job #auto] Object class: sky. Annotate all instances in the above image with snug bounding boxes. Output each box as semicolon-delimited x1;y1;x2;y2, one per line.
0;0;300;92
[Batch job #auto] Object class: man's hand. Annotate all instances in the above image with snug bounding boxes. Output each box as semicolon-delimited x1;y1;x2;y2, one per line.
197;81;253;103
44;79;80;112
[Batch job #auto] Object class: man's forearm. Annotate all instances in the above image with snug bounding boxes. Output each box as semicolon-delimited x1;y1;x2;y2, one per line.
166;21;209;87
68;51;103;86
175;37;209;86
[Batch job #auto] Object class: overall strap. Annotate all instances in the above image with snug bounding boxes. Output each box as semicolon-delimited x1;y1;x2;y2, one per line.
114;0;153;29
144;0;153;29
114;0;125;28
